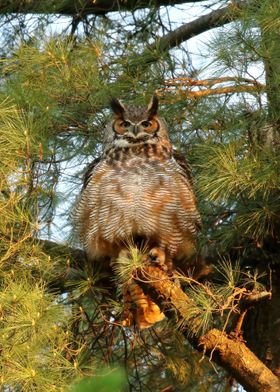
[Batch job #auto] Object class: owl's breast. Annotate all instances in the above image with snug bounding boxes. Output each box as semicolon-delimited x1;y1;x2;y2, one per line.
96;156;169;217
76;146;199;259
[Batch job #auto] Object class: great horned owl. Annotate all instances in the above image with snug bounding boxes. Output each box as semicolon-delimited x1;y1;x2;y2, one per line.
74;96;201;328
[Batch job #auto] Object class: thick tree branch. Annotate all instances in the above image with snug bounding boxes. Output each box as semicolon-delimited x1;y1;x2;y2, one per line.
134;263;280;392
199;329;280;392
36;239;280;390
35;238;280;389
0;0;215;16
156;4;235;51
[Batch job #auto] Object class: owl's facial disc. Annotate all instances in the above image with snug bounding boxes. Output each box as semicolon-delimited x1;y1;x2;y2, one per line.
113;118;159;140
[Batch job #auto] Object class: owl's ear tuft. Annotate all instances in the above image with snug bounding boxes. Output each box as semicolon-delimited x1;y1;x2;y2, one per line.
147;95;159;117
110;98;125;116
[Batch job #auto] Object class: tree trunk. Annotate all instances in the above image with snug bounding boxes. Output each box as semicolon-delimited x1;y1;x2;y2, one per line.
244;264;280;379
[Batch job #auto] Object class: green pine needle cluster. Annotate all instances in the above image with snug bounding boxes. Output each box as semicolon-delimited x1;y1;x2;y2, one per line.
0;100;82;391
112;244;149;286
0;278;78;391
174;258;266;337
196;141;280;248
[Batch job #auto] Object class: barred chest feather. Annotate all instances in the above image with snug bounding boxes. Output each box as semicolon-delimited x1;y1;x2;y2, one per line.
76;141;199;260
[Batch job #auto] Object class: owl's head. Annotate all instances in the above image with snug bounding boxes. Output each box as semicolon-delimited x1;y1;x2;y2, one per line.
103;96;170;149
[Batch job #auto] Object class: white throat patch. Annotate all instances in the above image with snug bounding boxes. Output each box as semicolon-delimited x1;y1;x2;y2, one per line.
114;139;130;148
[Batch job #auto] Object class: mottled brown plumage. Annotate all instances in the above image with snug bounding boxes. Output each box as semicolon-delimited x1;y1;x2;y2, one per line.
74;96;201;328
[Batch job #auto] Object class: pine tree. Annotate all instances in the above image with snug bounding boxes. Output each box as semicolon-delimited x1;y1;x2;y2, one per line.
0;1;279;391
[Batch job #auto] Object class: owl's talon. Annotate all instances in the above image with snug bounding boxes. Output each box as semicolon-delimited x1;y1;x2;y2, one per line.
147;247;167;270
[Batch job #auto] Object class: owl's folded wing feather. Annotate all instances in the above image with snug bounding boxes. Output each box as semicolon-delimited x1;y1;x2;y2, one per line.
173;150;194;186
82;157;101;190
173;150;202;230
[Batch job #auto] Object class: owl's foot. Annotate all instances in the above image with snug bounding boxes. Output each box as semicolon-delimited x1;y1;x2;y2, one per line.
147;247;166;270
137;300;165;329
146;247;173;273
122;280;165;329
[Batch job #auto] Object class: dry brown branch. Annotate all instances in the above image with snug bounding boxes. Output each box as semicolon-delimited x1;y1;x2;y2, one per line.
164;76;264;87
233;308;248;337
230;290;273;337
239;291;272;310
184;85;263;98
158;76;266;100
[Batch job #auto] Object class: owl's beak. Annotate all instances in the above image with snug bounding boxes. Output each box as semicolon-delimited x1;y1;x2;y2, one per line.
132;125;139;135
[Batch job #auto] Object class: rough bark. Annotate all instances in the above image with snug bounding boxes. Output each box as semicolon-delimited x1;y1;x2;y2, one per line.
199;329;280;392
134;263;280;392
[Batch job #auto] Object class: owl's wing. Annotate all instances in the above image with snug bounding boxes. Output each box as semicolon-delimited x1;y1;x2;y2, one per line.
173;150;202;230
173;150;194;186
82;157;101;190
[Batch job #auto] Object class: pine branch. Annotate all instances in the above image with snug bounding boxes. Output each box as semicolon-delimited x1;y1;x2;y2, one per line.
127;3;240;73
238;291;272;310
0;0;223;16
133;262;280;392
154;5;236;52
30;239;87;292
39;239;85;265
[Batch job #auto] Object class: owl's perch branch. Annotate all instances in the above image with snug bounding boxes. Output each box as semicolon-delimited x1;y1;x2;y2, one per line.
134;263;280;392
199;329;280;392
